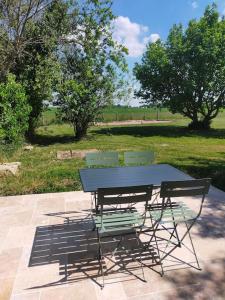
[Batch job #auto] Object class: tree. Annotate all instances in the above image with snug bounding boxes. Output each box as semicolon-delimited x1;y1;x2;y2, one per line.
134;4;225;130
0;0;53;80
57;0;127;139
0;0;71;136
18;1;71;136
0;74;31;143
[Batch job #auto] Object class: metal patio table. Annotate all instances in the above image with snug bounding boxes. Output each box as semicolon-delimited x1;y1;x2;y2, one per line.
79;164;193;193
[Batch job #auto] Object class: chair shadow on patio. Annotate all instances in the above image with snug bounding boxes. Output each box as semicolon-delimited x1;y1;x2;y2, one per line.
28;209;218;290
28;211;162;289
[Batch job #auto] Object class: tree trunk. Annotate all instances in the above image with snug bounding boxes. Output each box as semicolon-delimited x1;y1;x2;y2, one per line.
74;121;88;140
25;117;36;140
188;118;211;130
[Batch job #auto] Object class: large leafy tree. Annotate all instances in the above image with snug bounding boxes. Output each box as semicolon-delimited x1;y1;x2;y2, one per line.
58;0;127;139
17;1;71;136
134;5;225;130
0;0;71;136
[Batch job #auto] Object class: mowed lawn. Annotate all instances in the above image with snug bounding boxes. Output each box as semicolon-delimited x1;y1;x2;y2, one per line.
0;115;225;195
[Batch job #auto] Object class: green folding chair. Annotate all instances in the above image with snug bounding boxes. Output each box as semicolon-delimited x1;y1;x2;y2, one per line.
95;185;153;288
124;151;155;166
85;152;119;213
86;151;119;168
124;151;159;202
147;178;211;275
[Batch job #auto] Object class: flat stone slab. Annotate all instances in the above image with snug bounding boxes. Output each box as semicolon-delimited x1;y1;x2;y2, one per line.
71;149;98;159
56;150;71;160
0;162;21;175
57;149;98;160
23;145;34;151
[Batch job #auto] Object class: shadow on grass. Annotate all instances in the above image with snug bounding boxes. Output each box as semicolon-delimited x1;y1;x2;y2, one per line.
29;133;75;146
170;157;225;192
31;124;225;146
95;124;225;139
30;132;95;146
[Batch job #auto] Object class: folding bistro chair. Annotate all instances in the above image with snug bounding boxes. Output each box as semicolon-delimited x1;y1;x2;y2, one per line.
124;151;155;166
94;185;153;288
86;152;119;168
124;151;159;203
147;178;211;275
85;152;119;213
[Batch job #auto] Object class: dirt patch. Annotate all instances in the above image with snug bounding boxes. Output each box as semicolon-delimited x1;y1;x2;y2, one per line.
57;149;98;160
95;120;172;126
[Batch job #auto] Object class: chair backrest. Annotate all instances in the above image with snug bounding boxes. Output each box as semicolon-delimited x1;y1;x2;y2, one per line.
124;151;155;166
97;185;153;206
160;179;211;199
85;152;119;167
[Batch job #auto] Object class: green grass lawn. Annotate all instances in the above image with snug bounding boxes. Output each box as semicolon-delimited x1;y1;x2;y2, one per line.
0;116;225;196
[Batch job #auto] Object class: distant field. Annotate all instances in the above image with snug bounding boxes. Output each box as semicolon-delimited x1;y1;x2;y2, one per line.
39;106;183;126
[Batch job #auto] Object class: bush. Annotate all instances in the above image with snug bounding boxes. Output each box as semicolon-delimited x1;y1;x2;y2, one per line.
0;74;31;143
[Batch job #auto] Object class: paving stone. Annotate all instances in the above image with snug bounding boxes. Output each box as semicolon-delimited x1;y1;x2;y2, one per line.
0;276;15;300
0;248;23;279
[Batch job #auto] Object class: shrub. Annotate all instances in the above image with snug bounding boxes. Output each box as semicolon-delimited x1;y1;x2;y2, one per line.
0;74;31;143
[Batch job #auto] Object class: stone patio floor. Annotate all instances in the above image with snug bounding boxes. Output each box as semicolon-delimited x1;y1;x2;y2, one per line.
0;187;225;300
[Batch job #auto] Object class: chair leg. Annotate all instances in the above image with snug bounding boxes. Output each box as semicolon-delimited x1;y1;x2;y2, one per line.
100;233;147;284
184;221;201;270
162;223;179;256
158;220;198;267
134;231;146;282
97;230;105;289
145;221;164;276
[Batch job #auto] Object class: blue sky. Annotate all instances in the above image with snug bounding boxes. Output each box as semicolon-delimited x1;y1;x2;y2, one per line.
112;0;225;67
111;0;225;105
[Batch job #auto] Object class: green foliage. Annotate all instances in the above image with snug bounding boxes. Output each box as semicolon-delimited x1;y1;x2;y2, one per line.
16;1;71;136
0;0;71;136
57;0;127;139
134;4;225;130
0;74;31;143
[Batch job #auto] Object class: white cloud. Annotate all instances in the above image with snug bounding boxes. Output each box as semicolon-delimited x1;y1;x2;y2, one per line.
112;16;160;58
191;1;198;9
149;33;160;43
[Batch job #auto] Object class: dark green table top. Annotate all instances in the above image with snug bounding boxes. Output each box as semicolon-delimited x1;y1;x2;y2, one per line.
79;164;192;193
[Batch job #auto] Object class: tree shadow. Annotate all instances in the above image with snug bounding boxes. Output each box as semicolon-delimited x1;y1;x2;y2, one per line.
95;124;225;139
165;258;225;299
170;157;225;192
29;133;76;146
